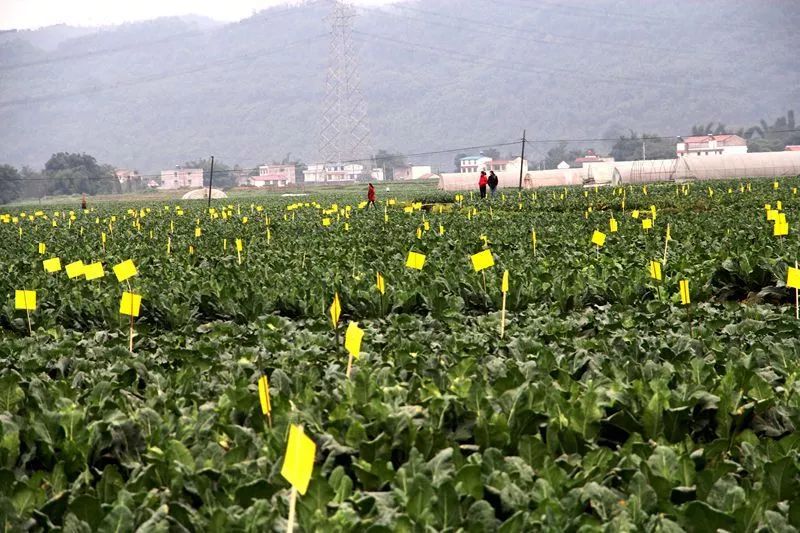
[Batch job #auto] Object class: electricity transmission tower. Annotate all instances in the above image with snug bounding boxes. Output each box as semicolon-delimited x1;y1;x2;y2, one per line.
319;0;373;173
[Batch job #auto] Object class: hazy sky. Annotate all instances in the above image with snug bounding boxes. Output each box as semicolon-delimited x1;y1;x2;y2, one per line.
0;0;395;30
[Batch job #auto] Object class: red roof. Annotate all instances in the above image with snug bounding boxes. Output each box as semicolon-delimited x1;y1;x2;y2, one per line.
786;145;800;151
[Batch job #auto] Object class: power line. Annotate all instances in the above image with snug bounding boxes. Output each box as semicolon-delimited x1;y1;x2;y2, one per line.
351;30;741;93
372;2;705;58
4;127;800;182
0;0;327;72
0;34;327;108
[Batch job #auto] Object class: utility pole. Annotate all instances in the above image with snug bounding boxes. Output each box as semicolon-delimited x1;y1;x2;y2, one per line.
518;129;526;190
207;155;215;209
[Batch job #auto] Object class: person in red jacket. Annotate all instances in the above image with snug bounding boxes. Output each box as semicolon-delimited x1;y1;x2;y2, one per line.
367;183;376;208
478;171;488;199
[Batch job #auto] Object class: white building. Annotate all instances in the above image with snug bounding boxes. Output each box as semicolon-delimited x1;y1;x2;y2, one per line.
249;163;297;187
159;168;203;190
303;163;384;183
677;134;748;157
460;156;492;173
394;165;433;180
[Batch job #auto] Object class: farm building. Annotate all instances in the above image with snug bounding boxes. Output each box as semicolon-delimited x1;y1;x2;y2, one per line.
438;152;800;191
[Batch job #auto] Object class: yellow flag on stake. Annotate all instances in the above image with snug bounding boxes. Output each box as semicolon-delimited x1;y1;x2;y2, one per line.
376;272;385;295
649;261;662;281
471;249;494;272
591;230;606;247
113;260;137;282
257;375;271;415
119;292;142;317
329;293;341;328
345;321;364;360
502;270;509;293
66;260;85;279
280;425;316;495
406;251;426;270
84;262;104;280
774;221;789;237
787;267;800;289
610;218;618;233
642;219;653;230
15;290;36;310
43;258;62;273
38;242;46;254
679;280;690;305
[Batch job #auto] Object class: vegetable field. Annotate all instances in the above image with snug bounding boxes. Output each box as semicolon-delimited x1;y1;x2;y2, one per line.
4;181;800;532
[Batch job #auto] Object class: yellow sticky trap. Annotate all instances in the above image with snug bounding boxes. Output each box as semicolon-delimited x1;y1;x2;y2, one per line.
15;290;36;310
258;375;271;415
329;293;341;328
406;251;426;270
439;225;445;236
631;210;640;219
84;262;104;280
471;249;495;272
777;201;783;211
502;270;509;293
38;243;46;254
591;230;606;247
774;222;789;237
119;292;142;317
642;219;653;230
43;258;62;273
767;210;779;221
322;218;331;227
345;321;364;360
113;259;137;282
649;261;662;281
787;267;800;289
65;260;85;279
679;280;690;305
236;239;243;252
376;272;385;295
242;216;248;224
280;425;316;495
609;218;618;233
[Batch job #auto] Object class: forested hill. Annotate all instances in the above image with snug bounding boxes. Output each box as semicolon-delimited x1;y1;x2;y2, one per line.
1;0;798;173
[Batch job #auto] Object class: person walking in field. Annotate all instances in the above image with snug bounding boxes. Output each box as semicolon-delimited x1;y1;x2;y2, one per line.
478;171;488;199
488;170;499;197
367;183;376;208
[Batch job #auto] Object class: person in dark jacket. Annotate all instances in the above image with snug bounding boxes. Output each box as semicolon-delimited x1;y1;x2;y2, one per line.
478;171;488;199
488;171;499;197
81;193;87;210
367;183;376;208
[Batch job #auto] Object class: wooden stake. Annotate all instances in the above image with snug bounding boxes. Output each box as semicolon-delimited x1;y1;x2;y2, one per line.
286;487;298;533
500;291;507;338
346;352;353;379
127;281;134;353
662;224;670;265
481;270;486;292
25;308;32;335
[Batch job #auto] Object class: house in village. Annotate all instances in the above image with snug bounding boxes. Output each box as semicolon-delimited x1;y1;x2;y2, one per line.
303;163;384;183
250;163;297;188
677;134;748;157
159;167;203;190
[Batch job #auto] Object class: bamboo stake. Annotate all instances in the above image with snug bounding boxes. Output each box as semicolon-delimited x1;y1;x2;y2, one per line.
500;291;507;338
662;223;670;265
286;487;298;533
25;308;32;335
127;280;134;353
346;352;353;379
